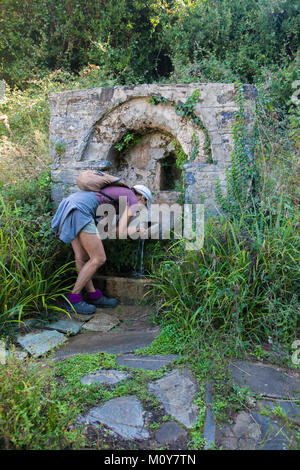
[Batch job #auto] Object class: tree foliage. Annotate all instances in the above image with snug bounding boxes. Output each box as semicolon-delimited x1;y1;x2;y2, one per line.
0;0;298;87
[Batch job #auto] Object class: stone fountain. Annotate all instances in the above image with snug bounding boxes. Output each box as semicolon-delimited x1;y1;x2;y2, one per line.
49;83;257;302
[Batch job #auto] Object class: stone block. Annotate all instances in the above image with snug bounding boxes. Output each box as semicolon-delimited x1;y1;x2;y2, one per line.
116;354;178;370
230;360;300;399
50;83;256;207
17;330;67;357
148;368;199;428
155;422;187;444
93;275;153;304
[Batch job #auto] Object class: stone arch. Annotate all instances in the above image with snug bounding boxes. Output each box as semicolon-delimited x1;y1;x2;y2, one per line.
81;97;209;201
50;83;257;209
82;97;208;165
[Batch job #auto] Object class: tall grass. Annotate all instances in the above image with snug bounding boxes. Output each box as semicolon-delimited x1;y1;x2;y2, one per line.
0;181;75;334
150;196;300;346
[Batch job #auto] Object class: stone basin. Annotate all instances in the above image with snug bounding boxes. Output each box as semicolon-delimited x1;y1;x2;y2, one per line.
94;275;153;304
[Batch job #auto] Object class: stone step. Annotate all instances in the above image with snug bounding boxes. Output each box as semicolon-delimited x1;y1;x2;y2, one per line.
53;327;160;360
93;275;153;305
58;304;156;330
16;304;157;359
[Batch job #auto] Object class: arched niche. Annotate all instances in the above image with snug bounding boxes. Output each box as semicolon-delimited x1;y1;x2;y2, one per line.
82;97;209;202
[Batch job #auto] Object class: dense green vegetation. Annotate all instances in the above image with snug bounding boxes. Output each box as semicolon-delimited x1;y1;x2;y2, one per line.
1;0;299;87
0;175;77;336
0;0;299;345
0;0;299;450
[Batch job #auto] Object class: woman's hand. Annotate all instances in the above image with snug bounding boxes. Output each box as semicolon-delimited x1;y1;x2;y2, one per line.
127;225;147;238
136;226;148;238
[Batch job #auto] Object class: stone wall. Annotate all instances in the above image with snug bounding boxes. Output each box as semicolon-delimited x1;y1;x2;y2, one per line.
49;83;257;212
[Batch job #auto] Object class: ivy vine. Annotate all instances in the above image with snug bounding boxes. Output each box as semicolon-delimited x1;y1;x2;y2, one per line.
149;89;212;163
215;82;258;218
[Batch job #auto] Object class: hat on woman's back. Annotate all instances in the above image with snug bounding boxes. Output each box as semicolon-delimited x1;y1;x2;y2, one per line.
132;184;152;208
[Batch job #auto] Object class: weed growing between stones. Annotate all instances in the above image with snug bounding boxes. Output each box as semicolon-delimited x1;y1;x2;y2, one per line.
54;352;194;450
56;352;169;411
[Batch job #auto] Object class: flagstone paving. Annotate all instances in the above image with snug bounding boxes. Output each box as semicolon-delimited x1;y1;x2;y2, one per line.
80;369;131;386
11;303;300;450
215;360;300;450
45;319;83;335
148;368;199;429
78;396;150;440
230;360;300;399
53;327;160;359
115;354;178;370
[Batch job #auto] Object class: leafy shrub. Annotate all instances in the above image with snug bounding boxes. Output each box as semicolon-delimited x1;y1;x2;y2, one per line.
160;0;299;84
1;0;298;88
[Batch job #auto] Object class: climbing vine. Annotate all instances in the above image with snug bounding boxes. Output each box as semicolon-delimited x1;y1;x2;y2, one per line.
215;82;258;218
149;89;212;162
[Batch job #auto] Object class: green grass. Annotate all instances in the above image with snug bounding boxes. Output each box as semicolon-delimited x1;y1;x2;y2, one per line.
0;354;85;450
55;352;168;412
0;175;76;335
148;196;300;347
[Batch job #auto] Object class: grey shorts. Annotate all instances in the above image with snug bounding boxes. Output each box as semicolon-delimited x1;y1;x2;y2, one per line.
81;220;100;238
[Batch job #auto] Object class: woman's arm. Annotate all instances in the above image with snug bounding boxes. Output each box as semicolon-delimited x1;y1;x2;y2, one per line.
116;204;147;238
116;204;131;239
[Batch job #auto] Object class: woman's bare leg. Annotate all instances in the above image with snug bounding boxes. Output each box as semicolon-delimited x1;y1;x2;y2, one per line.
70;232;106;294
71;236;97;293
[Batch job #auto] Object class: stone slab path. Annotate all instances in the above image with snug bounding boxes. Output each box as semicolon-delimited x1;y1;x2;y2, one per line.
216;409;293;450
7;304;300;450
230;360;300;399
148;369;199;429
53;327;160;359
16;305;157;359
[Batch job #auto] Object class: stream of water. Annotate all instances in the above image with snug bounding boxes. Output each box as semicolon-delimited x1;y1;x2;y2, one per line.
132;239;145;277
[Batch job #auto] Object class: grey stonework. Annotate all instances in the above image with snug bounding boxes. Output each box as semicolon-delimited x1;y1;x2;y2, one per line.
49;83;256;212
